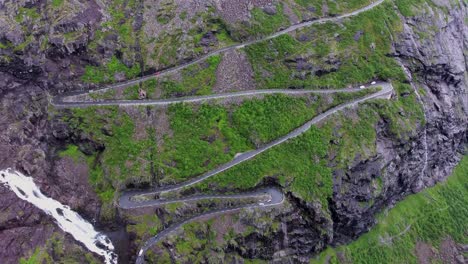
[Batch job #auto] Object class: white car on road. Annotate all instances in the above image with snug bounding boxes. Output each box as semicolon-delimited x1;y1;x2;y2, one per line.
360;85;366;89
371;81;377;85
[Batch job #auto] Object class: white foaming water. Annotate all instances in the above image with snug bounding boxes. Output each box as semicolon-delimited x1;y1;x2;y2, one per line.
0;168;117;264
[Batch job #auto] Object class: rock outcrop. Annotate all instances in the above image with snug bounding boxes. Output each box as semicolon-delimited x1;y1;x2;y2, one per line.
0;0;466;263
318;0;467;254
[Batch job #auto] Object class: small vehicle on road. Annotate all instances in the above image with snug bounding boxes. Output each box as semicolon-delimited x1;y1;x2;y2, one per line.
371;81;377;85
259;203;265;206
360;85;366;89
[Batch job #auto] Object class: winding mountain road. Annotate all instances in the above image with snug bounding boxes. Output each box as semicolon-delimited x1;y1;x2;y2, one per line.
55;85;384;107
50;1;392;262
51;0;385;106
115;82;393;264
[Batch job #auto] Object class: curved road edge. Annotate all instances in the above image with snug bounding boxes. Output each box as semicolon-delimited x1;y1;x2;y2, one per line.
119;82;393;197
119;82;393;264
53;83;385;108
133;187;284;264
52;0;385;103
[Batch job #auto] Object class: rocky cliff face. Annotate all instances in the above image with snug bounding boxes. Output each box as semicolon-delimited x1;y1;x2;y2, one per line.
299;0;467;256
331;0;467;246
394;0;467;187
0;1;113;262
183;1;468;261
0;0;466;263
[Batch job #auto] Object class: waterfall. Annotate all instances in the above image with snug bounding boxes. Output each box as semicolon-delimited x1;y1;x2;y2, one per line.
0;169;117;264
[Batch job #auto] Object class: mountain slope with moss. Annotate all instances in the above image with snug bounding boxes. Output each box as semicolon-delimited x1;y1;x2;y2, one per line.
0;0;466;263
312;155;468;264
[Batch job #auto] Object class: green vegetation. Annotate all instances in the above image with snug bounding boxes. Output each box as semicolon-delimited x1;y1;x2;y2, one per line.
244;1;406;89
111;55;222;99
66;0;425;211
156;0;176;25
81;55;141;84
60;107;156;202
40;36;48;51
149;30;183;67
84;0;141;83
232;94;318;145
19;233;100;264
89;89;117;100
51;0;64;8
160;90;373;184
311;155;468;264
12;7;40;52
59;144;113;203
147;213;280;262
61;89;374;198
231;4;290;41
394;0;426;17
190;8;235;48
103;0;138;45
127;214;162;244
122;79;157;100
20;247;51;264
160;55;221;97
369;82;425;139
294;0;372;16
160;102;250;183
147;219;219;263
146;6;233;70
179;11;188;20
15;7;40;23
196;121;334;205
58;145;83;163
0;41;9;49
191;81;423;207
229;0;376;41
14;35;34;52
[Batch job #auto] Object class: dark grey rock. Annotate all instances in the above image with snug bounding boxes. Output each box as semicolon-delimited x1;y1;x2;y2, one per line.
263;5;277;15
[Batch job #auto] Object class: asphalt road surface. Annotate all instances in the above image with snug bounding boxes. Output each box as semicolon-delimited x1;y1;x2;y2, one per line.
51;0;385;107
119;81;393;264
50;1;390;262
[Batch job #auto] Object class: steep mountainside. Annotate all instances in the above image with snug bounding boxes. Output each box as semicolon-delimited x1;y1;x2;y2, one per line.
0;0;466;263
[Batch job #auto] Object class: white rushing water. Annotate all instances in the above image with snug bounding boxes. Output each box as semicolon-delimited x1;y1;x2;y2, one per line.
0;168;117;264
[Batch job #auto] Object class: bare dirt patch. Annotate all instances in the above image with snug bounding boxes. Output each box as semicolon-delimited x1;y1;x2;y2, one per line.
213;49;256;93
415;237;466;264
282;2;300;24
415;241;437;264
439;237;465;264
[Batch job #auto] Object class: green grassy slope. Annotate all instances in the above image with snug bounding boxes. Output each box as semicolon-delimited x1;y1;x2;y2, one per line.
311;155;468;264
